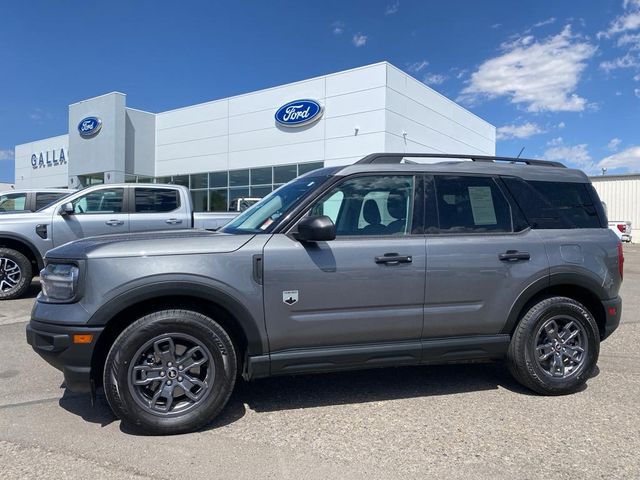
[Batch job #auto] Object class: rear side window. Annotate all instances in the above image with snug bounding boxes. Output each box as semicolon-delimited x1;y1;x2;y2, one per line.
434;176;512;233
502;178;602;229
35;192;67;210
135;188;180;213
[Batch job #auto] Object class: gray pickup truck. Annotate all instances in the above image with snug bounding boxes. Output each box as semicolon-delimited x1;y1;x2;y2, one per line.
0;183;236;299
26;153;623;435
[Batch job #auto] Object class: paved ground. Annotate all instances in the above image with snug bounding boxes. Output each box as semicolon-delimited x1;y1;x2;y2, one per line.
1;246;639;479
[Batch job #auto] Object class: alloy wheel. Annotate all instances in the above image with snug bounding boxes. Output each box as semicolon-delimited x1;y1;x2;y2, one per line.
127;333;214;416
535;316;588;379
0;257;21;293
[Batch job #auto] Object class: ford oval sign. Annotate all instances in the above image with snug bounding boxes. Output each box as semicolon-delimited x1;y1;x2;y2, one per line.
275;99;323;128
78;116;102;138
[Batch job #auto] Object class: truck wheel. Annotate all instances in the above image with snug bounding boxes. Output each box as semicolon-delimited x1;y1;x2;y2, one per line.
0;248;32;300
103;309;237;435
507;296;599;395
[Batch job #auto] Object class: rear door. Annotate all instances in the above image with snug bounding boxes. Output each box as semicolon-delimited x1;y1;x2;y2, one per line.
423;174;548;338
51;187;129;246
129;186;189;232
262;174;426;366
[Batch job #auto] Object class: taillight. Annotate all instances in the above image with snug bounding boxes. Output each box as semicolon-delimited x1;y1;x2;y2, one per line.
618;242;624;280
616;224;626;233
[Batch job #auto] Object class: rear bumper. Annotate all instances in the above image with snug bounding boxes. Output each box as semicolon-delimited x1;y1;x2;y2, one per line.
26;320;104;393
601;296;622;341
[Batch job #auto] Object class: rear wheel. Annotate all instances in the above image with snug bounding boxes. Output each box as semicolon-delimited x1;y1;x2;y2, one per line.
508;296;599;395
103;309;237;435
0;248;32;300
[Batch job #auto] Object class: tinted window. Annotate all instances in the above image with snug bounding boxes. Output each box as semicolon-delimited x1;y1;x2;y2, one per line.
434;176;512;233
503;178;602;229
0;193;27;211
73;188;124;214
135;188;180;213
35;192;67;210
309;175;415;236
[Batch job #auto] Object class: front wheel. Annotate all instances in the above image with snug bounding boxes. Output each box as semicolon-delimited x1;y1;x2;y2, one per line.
0;248;32;300
507;296;600;395
103;309;237;435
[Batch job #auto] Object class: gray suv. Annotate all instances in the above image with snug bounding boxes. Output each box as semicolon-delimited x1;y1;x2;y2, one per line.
27;153;623;435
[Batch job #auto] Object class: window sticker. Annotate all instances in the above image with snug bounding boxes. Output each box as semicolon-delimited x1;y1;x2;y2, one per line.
468;186;497;225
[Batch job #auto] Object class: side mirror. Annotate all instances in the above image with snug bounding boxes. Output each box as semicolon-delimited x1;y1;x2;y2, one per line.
59;202;74;216
295;215;336;242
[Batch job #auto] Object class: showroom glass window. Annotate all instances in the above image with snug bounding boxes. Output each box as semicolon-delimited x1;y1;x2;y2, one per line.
309;175;416;236
72;188;124;214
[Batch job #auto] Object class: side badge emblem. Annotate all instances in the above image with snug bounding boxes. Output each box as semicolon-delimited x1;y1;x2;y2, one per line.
283;290;299;306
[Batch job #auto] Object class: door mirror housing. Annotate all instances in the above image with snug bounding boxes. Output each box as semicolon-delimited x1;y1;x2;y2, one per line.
59;202;74;216
295;215;336;242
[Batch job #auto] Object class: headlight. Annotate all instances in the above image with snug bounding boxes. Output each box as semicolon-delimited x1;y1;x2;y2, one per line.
40;263;79;302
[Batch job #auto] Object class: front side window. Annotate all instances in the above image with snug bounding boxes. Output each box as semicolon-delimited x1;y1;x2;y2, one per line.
309;175;416;236
72;188;124;214
135;188;180;213
0;192;27;211
434;176;512;233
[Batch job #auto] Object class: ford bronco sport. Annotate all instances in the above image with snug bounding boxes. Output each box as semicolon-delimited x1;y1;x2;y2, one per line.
27;153;623;434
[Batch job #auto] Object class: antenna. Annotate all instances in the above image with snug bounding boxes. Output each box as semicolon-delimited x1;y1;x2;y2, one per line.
516;147;525;158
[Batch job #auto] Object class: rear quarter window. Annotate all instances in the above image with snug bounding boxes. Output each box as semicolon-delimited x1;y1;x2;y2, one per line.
502;178;603;229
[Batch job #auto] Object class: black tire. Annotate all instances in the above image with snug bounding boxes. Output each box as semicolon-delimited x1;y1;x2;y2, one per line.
103;309;237;435
508;296;600;395
0;248;32;300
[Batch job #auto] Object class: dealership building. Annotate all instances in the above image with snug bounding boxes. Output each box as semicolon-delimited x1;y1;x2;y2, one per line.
14;62;496;211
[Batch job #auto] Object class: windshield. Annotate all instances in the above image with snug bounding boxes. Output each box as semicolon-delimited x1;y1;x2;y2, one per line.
221;175;329;234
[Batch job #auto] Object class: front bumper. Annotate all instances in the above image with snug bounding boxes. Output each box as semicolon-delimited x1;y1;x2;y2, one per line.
26;319;104;393
601;296;622;341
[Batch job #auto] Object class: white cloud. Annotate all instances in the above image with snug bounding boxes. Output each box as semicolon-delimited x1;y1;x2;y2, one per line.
385;1;400;15
459;26;596;112
331;21;345;35
600;52;640;71
533;17;556;28
491;23;502;29
544;142;593;170
557;121;566;129
608;138;622;151
598;146;640;170
598;10;640;39
407;60;429;73
496;122;545;140
617;32;640;49
423;73;447;86
635;73;640;80
635;87;640;96
547;137;564;146
0;149;14;161
352;33;368;47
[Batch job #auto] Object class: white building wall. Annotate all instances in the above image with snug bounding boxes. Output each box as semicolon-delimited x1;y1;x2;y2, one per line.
0;183;14;191
14;134;69;188
591;175;640;242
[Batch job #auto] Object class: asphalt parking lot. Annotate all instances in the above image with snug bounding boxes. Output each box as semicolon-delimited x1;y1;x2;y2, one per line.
1;246;639;479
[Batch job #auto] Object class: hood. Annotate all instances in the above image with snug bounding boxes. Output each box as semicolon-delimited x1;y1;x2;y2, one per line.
46;229;255;260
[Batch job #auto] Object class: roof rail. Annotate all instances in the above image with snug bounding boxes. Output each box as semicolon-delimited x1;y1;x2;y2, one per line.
355;153;566;168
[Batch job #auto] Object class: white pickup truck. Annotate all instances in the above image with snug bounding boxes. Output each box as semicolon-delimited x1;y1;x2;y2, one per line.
609;220;632;243
0;183;238;299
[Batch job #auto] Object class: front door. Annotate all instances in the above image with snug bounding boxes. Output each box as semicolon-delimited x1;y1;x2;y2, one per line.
423;174;549;338
51;187;129;247
262;174;426;369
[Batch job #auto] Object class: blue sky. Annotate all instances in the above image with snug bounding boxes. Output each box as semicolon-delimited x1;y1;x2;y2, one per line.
1;0;639;182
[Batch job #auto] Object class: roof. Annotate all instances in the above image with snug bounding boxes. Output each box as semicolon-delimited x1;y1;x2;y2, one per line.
329;153;590;183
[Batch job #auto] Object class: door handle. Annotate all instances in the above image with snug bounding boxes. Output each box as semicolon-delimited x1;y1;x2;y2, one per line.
499;250;530;262
165;218;183;225
105;219;124;226
375;253;413;265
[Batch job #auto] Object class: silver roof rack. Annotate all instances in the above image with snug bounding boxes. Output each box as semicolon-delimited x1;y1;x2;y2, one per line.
355;153;566;168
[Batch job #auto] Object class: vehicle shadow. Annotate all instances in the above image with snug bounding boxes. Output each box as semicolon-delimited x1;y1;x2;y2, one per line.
58;362;561;435
24;278;41;299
